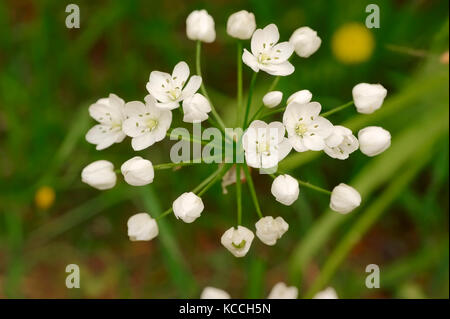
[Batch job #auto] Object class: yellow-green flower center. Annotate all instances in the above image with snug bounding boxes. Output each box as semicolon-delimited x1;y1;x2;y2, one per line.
295;123;308;136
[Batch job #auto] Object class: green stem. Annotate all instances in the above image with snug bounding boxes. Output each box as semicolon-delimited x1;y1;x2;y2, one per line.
243;72;258;128
236;164;242;225
242;164;263;219
321;101;354;118
197;164;232;197
237;41;243;126
156;166;225;220
196;41;227;131
270;173;331;195
166;131;209;146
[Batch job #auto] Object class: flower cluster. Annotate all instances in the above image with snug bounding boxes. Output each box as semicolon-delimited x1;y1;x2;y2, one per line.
81;9;392;263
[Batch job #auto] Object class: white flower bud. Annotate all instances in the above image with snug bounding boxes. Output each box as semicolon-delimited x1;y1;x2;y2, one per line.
255;216;289;246
182;93;211;123
127;213;158;241
289;27;322;58
186;10;216;43
358;126;391;157
287;89;312;105
221;226;254;258
263;91;283;108
330;183;361;214
313;287;338;299
271;174;299;206
81;160;116;190
352;83;387;114
200;287;231;299
173;192;204;223
121;156;154;186
226;10;256;40
268;282;298;299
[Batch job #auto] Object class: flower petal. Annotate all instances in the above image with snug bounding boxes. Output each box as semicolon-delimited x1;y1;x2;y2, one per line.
182;75;202;99
172;61;190;88
260;61;294;76
270;42;294;63
131;133;156;151
242;49;260;72
303;134;326;151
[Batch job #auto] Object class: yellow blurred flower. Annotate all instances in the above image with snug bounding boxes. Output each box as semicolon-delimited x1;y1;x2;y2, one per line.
332;23;375;64
35;186;55;210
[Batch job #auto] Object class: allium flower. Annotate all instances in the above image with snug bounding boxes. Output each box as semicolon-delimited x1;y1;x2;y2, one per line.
255;216;289;246
242;120;292;169
221;226;254;257
242;24;295;76
352;83;387;114
289;26;322;58
227;10;256;40
186;10;216;43
330;183;361;214
267;282;298;299
127;213;158;241
182;93;211;123
122;95;172;151
358;126;391;157
313;287;339;299
287;89;313;105
81;160;116;190
85;93;126;150
271;174;299;206
263;91;283;108
121;156;154;186
173;192;204;223
146;61;202;110
324;125;359;160
283;102;333;152
200;287;231;299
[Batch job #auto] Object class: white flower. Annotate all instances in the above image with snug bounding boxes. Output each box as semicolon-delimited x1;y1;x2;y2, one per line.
283;102;334;152
182;93;211;123
242;120;292;169
255;216;289;246
313;287;338;299
81;160;116;190
127;213;158;241
146;61;202;110
289;26;322;58
172;192;204;223
268;282;298;299
200;287;231;299
352;83;387;114
186;10;215;43
287;89;312;105
271;174;299;205
242;24;295;76
263;91;283;108
324;125;359;160
85;93;126;150
358;126;391;157
122;95;172;151
121;156;154;186
221;226;254;257
330;183;361;214
227;10;256;40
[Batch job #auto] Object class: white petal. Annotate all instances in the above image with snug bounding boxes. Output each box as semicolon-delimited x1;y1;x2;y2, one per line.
242;49;260;72
288;135;308;152
131;133;156;151
270;42;294;62
260;61;295;76
182;75;202;99
122;118;147;138
124;101;147;118
303;134;326;151
172;61;190;88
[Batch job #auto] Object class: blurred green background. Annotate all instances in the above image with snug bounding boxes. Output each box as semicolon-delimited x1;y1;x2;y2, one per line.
0;0;448;298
